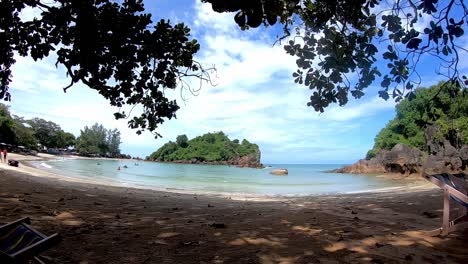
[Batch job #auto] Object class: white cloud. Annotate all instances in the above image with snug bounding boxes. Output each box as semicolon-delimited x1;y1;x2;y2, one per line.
322;97;396;122
19;6;42;21
193;2;238;34
10;55;60;93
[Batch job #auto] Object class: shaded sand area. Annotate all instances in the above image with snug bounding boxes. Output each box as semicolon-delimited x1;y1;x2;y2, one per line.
0;155;467;263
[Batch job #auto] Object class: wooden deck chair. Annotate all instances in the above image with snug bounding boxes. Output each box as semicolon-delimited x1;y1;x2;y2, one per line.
423;173;468;236
0;217;61;263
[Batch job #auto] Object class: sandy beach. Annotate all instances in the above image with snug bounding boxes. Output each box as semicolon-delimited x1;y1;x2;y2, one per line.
0;154;467;263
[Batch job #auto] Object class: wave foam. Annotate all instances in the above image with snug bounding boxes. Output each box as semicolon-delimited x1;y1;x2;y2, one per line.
40;162;52;169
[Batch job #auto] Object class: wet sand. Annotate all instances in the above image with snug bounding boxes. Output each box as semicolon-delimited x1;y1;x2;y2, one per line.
0;154;467;263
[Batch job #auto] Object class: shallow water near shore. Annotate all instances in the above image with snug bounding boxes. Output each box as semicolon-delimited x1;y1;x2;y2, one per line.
30;159;405;196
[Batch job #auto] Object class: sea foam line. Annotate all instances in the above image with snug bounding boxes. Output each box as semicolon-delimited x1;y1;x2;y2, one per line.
40;162;52;169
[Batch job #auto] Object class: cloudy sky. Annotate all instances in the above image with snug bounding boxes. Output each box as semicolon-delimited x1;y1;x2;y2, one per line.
6;0;463;164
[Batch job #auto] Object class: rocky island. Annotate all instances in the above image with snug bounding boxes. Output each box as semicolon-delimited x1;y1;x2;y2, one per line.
332;82;468;176
146;132;262;168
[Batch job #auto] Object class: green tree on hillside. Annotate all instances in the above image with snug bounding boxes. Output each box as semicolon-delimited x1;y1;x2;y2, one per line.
0;104;17;144
27;118;73;149
76;123;108;155
151;141;179;161
107;129;122;156
55;131;76;149
12;116;38;148
0;105;39;148
148;132;260;163
367;82;468;158
176;135;189;148
75;123;122;156
0;103;76;149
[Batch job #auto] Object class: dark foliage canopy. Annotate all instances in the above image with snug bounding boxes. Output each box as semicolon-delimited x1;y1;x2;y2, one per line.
0;103;75;149
27;117;75;148
1;0;211;137
2;0;466;138
75;122;121;156
203;0;467;111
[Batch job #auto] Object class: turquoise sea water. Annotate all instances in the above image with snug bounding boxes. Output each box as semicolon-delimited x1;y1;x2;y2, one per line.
31;159;401;196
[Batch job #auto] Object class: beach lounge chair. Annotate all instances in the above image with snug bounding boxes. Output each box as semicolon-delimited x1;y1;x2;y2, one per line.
0;217;61;263
423;173;468;236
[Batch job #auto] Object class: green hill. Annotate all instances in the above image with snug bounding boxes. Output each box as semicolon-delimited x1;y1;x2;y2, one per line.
366;82;468;159
147;132;262;168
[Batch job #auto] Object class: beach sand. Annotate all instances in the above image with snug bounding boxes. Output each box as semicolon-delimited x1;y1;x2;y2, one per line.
0;154;467;263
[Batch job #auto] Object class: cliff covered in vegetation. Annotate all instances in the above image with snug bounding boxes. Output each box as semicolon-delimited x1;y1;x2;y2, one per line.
334;82;468;175
147;132;262;168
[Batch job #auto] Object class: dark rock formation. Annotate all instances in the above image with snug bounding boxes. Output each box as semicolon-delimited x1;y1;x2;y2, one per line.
331;158;385;174
332;137;467;175
331;144;426;175
421;124;466;174
236;154;262;168
382;144;425;174
460;146;468;168
425;124;443;155
155;154;263;169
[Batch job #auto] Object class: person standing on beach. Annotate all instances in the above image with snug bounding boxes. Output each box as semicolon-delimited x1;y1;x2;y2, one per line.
3;148;7;163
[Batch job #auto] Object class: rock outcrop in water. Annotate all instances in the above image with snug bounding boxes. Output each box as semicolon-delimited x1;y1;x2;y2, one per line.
331;143;425;174
270;169;288;175
332;126;468;175
166;153;262;168
146;132;263;169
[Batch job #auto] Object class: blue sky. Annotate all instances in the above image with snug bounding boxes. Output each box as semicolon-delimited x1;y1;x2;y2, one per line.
6;1;466;164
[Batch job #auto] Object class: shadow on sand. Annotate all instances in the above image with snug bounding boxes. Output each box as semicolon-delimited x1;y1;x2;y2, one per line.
0;170;467;263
